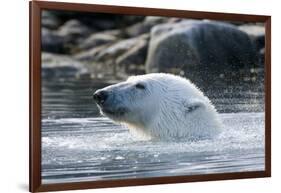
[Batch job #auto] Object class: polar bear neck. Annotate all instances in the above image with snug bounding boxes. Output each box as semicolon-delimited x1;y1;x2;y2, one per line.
145;81;222;140
149;98;221;140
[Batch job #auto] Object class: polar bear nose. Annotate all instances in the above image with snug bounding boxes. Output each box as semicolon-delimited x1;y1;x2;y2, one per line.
93;90;108;105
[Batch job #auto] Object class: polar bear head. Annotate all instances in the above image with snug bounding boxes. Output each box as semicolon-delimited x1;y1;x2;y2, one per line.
93;73;222;140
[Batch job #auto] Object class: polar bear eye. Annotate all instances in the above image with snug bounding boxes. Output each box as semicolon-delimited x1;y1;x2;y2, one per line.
135;83;145;90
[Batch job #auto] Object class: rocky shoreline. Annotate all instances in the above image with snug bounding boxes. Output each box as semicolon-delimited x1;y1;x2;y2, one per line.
41;10;265;85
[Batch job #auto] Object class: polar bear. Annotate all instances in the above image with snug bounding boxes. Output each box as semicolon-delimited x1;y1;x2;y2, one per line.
93;73;222;140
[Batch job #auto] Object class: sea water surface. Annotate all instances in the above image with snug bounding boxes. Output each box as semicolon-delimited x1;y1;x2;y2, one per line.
41;78;265;184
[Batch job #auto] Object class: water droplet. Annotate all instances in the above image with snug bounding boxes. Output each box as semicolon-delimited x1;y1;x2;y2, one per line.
115;156;125;160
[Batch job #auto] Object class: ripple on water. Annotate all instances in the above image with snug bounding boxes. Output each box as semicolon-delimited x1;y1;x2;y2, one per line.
41;112;265;184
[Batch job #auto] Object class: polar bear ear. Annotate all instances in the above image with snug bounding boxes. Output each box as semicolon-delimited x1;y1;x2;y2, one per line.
183;100;204;114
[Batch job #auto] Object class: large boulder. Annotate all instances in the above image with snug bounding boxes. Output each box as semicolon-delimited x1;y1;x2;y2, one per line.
145;20;258;75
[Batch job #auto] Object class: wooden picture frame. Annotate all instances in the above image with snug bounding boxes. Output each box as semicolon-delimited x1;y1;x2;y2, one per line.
30;0;271;192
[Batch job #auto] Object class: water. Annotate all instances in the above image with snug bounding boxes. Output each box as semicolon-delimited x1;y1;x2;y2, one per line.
41;78;265;184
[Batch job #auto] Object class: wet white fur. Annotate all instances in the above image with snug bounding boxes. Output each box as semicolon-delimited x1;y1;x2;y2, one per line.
102;73;222;140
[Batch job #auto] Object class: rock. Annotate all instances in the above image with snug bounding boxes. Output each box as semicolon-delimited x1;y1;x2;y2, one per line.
57;19;90;36
122;16;145;26
103;29;124;37
125;16;168;37
238;24;265;51
78;33;118;51
75;34;149;76
96;34;149;62
116;37;148;69
57;19;91;38
42;19;93;54
42;11;61;29
54;19;92;54
74;44;110;62
41;52;88;78
145;20;258;75
115;39;148;75
41;28;65;54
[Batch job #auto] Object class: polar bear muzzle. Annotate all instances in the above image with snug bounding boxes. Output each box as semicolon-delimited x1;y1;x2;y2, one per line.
93;89;129;120
93;90;108;105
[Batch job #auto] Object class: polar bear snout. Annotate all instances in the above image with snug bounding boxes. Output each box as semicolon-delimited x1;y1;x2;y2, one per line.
93;90;108;105
93;88;129;120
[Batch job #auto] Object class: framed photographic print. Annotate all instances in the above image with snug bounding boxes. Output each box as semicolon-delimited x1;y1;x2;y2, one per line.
29;0;271;192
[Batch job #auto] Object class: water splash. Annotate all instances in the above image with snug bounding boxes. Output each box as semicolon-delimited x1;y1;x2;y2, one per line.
42;112;265;184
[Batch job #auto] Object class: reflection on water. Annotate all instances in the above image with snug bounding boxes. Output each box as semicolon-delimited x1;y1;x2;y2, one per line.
41;77;265;184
